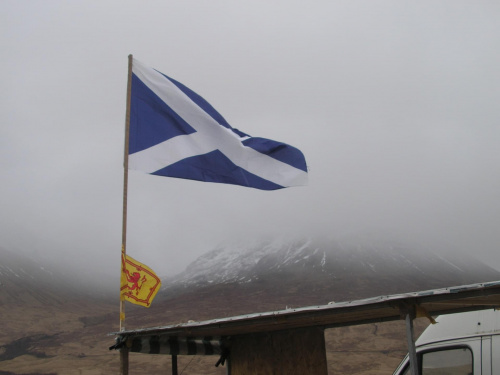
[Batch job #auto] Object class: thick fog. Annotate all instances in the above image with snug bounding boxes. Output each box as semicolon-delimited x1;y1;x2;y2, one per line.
2;1;499;280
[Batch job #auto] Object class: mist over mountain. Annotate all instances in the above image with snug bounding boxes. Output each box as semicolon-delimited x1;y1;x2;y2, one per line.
167;236;498;291
0;246;116;306
2;235;497;311
125;236;500;325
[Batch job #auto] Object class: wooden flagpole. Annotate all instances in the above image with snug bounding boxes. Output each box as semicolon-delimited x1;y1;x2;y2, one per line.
119;54;133;375
121;54;133;331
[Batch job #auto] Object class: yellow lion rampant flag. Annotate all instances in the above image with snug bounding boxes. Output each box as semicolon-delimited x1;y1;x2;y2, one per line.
120;253;161;308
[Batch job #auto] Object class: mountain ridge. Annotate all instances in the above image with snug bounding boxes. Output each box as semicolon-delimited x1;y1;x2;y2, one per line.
158;237;499;304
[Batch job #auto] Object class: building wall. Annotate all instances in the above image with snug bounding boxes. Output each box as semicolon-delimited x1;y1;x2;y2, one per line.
229;327;328;375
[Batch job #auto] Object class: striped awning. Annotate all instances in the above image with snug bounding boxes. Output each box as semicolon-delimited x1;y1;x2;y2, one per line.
110;335;225;356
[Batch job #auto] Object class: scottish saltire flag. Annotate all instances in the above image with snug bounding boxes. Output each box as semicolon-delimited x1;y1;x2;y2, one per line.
129;58;308;190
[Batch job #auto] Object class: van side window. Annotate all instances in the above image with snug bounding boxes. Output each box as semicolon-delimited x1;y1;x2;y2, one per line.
399;347;473;375
421;347;472;375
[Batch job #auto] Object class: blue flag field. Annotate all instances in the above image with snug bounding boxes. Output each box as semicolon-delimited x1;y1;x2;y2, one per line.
129;58;308;190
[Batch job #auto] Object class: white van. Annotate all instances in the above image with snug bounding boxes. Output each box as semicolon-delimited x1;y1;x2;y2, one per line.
393;308;499;375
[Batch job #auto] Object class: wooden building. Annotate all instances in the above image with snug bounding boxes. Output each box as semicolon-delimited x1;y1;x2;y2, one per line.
110;280;500;375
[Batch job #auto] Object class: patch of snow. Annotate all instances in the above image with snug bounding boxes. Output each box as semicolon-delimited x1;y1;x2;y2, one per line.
436;255;464;272
321;252;326;268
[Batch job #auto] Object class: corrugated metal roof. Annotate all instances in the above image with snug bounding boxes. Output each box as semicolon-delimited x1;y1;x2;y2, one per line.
111;280;500;351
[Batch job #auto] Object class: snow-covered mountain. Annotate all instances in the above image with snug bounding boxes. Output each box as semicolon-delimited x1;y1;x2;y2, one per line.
160;236;500;305
171;237;318;285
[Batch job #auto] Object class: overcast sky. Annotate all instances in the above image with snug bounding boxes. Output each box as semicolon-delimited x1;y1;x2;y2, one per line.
2;1;500;279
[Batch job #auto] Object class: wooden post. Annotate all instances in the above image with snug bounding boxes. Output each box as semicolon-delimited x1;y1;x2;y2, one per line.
171;355;178;375
120;54;133;375
120;347;129;375
120;53;133;332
